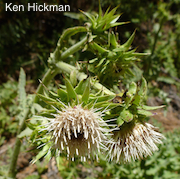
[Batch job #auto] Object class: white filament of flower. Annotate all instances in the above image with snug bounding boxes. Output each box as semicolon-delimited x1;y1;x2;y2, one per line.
107;122;165;163
39;104;112;161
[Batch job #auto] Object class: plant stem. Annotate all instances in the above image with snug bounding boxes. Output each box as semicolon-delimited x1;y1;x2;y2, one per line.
151;17;166;56
57;26;87;48
8;69;58;178
60;36;87;61
56;61;115;95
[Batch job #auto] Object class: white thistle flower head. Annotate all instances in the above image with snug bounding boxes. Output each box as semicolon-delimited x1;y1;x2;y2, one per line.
40;104;110;161
107;122;165;163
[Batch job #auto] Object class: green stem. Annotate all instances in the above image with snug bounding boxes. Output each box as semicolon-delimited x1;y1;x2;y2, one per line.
8;69;58;178
56;61;115;95
61;36;87;61
151;17;166;56
57;26;87;48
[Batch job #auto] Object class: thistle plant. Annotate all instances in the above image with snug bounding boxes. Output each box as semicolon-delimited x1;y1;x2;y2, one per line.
31;77;119;162
8;3;165;178
81;5;148;87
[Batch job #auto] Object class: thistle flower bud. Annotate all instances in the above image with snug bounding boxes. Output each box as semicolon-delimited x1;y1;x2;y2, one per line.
107;122;165;163
40;104;110;161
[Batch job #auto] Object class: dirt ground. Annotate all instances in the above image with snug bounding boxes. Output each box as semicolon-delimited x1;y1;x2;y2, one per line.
147;84;180;131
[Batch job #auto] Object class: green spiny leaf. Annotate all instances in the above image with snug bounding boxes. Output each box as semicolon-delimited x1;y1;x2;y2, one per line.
109;31;118;47
106;5;120;19
125;82;137;106
80;10;96;27
37;93;56;103
138;77;147;100
65;77;77;100
82;78;90;103
96;58;106;67
120;30;136;50
32;144;50;164
140;105;165;110
75;78;89;95
110;15;120;24
104;6;111;17
94;101;121;109
98;0;102;22
49;91;59;99
89;58;98;64
133;52;150;57
132;94;141;106
110;22;129;29
83;100;94;109
137;109;154;117
89;94;116;103
37;94;63;108
18;127;33;138
117;116;124;126
70;70;77;87
89;41;109;54
119;109;133;123
57;88;68;102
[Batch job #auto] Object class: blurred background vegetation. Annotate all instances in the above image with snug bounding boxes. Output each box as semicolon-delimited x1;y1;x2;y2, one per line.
0;0;180;178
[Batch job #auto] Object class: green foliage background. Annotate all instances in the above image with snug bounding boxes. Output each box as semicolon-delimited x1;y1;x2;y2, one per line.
0;0;180;178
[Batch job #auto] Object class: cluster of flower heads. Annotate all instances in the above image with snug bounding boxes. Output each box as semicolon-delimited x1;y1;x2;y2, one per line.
31;4;166;164
37;102;165;163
